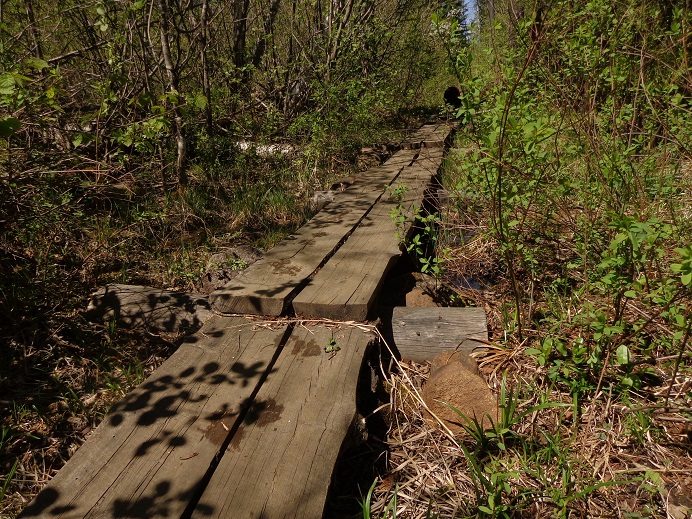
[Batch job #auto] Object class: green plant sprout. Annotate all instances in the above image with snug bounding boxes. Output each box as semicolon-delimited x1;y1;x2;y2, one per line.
324;337;340;354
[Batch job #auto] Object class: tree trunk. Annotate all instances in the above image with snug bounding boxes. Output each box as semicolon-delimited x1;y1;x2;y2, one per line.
251;0;282;69
233;0;250;69
157;0;187;188
200;0;212;133
23;0;44;59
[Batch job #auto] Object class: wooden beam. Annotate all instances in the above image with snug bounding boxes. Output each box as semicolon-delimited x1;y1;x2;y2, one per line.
191;325;373;519
291;147;448;321
19;316;289;519
379;307;488;363
209;150;417;316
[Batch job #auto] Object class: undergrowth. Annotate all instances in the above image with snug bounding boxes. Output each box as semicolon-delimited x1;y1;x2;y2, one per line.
365;1;691;518
0;109;423;517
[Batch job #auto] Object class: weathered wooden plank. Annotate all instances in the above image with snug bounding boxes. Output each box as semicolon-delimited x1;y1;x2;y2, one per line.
209;149;418;316
19;316;289;519
414;145;446;170
389;152;442;217
403;122;439;149
422;122;454;148
292;250;400;321
291;146;450;321
291;188;404;320
392;147;446;241
192;325;372;519
379;307;488;362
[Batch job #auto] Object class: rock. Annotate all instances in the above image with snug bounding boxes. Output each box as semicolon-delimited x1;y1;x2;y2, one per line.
223;245;263;265
421;361;497;436
411;272;441;294
405;287;438;307
312;190;337;212
429;350;479;375
86;284;213;336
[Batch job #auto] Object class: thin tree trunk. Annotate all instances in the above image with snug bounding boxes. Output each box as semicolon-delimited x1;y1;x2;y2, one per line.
233;0;249;69
328;0;356;67
23;0;43;59
251;0;281;68
157;0;187;188
200;0;212;133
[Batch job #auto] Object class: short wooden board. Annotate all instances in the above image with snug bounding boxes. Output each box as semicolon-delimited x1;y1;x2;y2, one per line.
291;146;448;321
209;149;417;316
423;123;454;148
380;306;488;362
191;325;373;519
19;316;289;519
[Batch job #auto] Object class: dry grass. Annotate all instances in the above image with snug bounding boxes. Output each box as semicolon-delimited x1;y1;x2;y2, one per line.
362;146;692;518
367;339;691;518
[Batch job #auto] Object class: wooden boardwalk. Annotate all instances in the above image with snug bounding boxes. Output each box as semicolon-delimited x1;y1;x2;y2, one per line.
209;144;446;320
19;123;488;519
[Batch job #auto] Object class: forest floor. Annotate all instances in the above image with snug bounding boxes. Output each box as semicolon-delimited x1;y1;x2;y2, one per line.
2;123;691;519
0;120;415;517
359;142;692;518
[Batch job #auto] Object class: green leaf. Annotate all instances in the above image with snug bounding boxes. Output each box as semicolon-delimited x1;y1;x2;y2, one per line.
192;93;208;110
0;117;20;137
616;344;631;365
0;75;16;95
24;57;49;70
620;375;636;387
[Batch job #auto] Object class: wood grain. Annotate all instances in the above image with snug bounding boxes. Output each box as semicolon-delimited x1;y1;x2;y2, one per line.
191;325;373;519
380;307;488;362
19;316;288;519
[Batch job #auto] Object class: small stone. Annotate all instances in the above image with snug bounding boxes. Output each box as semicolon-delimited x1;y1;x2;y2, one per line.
405;287;438;307
312;190;337;211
